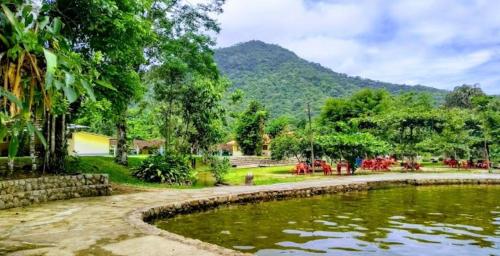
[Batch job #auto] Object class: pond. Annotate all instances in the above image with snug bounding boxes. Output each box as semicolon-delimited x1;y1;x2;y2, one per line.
155;185;500;255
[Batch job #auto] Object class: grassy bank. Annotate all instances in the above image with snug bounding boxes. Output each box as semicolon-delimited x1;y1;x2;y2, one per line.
224;166;325;185
3;156;492;193
68;156;331;189
66;156;151;186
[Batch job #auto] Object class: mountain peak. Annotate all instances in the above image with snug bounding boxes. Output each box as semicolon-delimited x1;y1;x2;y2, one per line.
216;41;299;73
215;41;446;117
224;40;288;51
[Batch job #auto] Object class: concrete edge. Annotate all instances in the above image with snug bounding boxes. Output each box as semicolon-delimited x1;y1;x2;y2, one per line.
127;177;500;255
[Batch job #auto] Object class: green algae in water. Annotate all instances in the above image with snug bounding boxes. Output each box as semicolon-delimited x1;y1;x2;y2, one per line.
155;185;500;255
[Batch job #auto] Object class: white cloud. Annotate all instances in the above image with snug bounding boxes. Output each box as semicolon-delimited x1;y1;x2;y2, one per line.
213;0;500;94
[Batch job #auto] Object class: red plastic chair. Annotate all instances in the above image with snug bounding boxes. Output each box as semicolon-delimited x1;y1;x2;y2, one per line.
293;162;311;175
336;161;351;175
321;162;332;175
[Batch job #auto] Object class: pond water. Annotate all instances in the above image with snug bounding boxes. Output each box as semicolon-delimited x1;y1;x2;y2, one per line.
155;185;500;255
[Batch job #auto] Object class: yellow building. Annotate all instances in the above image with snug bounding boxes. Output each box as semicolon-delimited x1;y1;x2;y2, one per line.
219;135;271;157
68;132;111;156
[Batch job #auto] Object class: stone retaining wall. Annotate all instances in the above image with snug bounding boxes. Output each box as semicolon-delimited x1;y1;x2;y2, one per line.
0;174;111;210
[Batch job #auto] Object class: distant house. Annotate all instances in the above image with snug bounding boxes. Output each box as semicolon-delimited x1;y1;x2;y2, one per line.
0;124;110;157
67;131;111;156
131;139;165;155
219;135;271;157
109;139;165;155
219;140;242;156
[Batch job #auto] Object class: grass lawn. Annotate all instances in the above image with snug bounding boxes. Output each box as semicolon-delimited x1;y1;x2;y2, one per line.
68;156;332;190
196;165;328;187
223;166;327;185
66;155;213;191
3;156;495;194
67;155;148;186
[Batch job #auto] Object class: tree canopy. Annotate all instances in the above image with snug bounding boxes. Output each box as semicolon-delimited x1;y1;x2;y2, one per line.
235;100;268;155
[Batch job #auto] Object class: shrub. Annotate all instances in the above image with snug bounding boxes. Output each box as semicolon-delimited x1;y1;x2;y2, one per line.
133;154;194;184
209;157;231;184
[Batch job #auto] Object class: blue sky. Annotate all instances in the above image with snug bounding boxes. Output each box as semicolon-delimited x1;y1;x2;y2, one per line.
209;0;500;94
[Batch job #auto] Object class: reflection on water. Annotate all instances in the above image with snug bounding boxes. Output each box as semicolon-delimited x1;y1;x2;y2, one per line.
155;185;500;255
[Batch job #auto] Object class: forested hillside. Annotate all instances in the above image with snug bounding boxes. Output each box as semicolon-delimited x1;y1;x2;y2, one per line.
215;40;447;118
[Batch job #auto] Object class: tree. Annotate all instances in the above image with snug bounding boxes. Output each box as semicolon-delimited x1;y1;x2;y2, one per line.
320;89;390;131
471;96;500;169
320;98;352;128
147;0;226;155
208;156;230;185
445;84;485;109
418;109;475;159
52;0;152;165
1;2;98;173
317;132;389;173
349;88;391;117
126;100;162;140
266;115;292;138
316;89;392;171
72;99;115;136
379;94;444;169
235;101;268;155
270;132;305;162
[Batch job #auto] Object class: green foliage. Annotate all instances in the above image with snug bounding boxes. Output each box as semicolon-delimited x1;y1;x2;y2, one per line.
54;0;150;111
215;40;447;118
67;156;145;185
418;109;476;159
53;0;153;165
235;100;268;155
72;99;115;136
320;98;352;127
270;132;305;161
208;156;230;184
445;84;485;109
133;154;194;184
350;89;391;117
321;88;390;124
1;1;98;172
265;115;293;138
317;132;389;168
473;96;500;163
316;90;454;170
126;100;162;140
377;95;445;164
147;0;227;154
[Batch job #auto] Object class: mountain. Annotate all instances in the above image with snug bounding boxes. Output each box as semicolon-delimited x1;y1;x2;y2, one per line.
214;40;447;118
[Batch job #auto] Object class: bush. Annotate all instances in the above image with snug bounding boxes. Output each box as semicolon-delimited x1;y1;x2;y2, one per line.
133;154;194;184
209;157;231;184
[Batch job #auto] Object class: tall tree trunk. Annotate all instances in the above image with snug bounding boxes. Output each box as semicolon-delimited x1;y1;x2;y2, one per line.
43;114;67;173
115;114;128;166
8;158;14;175
43;112;50;174
50;114;56;156
53;114;67;173
30;124;36;172
484;139;491;172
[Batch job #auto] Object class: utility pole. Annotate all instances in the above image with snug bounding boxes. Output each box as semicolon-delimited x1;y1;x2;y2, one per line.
307;102;315;172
